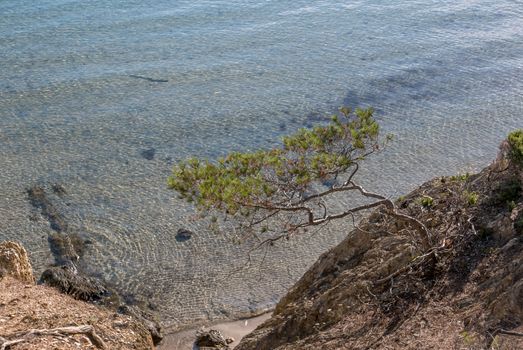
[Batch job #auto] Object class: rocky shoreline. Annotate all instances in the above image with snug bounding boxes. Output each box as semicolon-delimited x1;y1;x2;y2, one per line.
0;239;273;350
2;133;522;349
234;136;523;349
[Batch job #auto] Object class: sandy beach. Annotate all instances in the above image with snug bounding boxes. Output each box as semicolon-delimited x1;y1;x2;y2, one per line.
159;313;272;350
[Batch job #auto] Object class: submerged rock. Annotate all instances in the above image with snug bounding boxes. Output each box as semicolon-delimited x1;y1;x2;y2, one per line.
40;264;107;301
141;148;156;160
27;185;68;232
176;228;193;242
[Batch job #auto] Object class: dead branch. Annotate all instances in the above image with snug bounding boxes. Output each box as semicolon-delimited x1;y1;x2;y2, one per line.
0;325;106;350
372;243;446;287
349;181;432;248
496;329;523;337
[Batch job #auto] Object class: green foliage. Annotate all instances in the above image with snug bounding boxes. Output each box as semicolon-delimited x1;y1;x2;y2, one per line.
449;173;470;182
492;180;521;208
419;196;434;208
460;330;477;346
507;129;523;167
465;191;479;206
168;107;385;217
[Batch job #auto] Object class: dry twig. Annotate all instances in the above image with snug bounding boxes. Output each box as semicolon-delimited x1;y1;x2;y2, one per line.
0;325;106;350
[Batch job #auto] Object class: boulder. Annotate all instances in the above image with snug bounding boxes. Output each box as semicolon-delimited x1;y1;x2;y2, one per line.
0;241;35;284
195;329;230;349
40;264;107;301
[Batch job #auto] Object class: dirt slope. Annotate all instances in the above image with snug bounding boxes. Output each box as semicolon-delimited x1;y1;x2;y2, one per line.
0;242;154;350
236;143;523;350
0;276;155;349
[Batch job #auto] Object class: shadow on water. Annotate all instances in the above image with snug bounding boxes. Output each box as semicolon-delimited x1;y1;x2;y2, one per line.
343;64;444;111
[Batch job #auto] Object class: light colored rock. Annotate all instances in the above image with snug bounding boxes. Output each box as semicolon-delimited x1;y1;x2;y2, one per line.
0;241;35;284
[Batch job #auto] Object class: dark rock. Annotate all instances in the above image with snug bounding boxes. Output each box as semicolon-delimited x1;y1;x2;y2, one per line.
195;329;230;349
48;232;84;265
40;265;107;301
176;228;193;242
51;183;67;196
140;148;156;160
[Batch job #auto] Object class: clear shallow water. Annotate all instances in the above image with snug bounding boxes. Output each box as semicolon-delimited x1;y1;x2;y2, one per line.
1;0;522;329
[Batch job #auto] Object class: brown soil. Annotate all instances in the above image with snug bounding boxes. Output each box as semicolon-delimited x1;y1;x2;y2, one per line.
0;276;154;349
236;151;523;349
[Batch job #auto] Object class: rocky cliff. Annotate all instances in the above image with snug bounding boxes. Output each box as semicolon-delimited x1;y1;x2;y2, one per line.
236;138;523;350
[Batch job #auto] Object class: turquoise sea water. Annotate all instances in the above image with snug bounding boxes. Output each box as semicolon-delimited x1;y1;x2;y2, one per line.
1;0;522;329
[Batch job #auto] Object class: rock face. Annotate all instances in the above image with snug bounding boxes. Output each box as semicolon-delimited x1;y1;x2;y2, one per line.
0;241;35;284
236;145;523;349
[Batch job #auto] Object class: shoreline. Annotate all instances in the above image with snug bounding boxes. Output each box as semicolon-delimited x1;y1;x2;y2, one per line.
163;306;274;334
159;312;272;350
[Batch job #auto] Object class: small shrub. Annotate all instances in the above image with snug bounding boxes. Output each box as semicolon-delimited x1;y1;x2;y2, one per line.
492;180;521;207
507;129;523;167
465;191;479;206
420;196;434;208
460;330;477;346
450;173;470;182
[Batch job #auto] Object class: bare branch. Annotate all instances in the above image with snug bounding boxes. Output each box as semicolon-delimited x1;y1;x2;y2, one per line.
345;162;360;185
348;181;432;248
318;201;327;219
495;329;523;337
304;199;389;227
301;183;355;203
0;325;106;350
